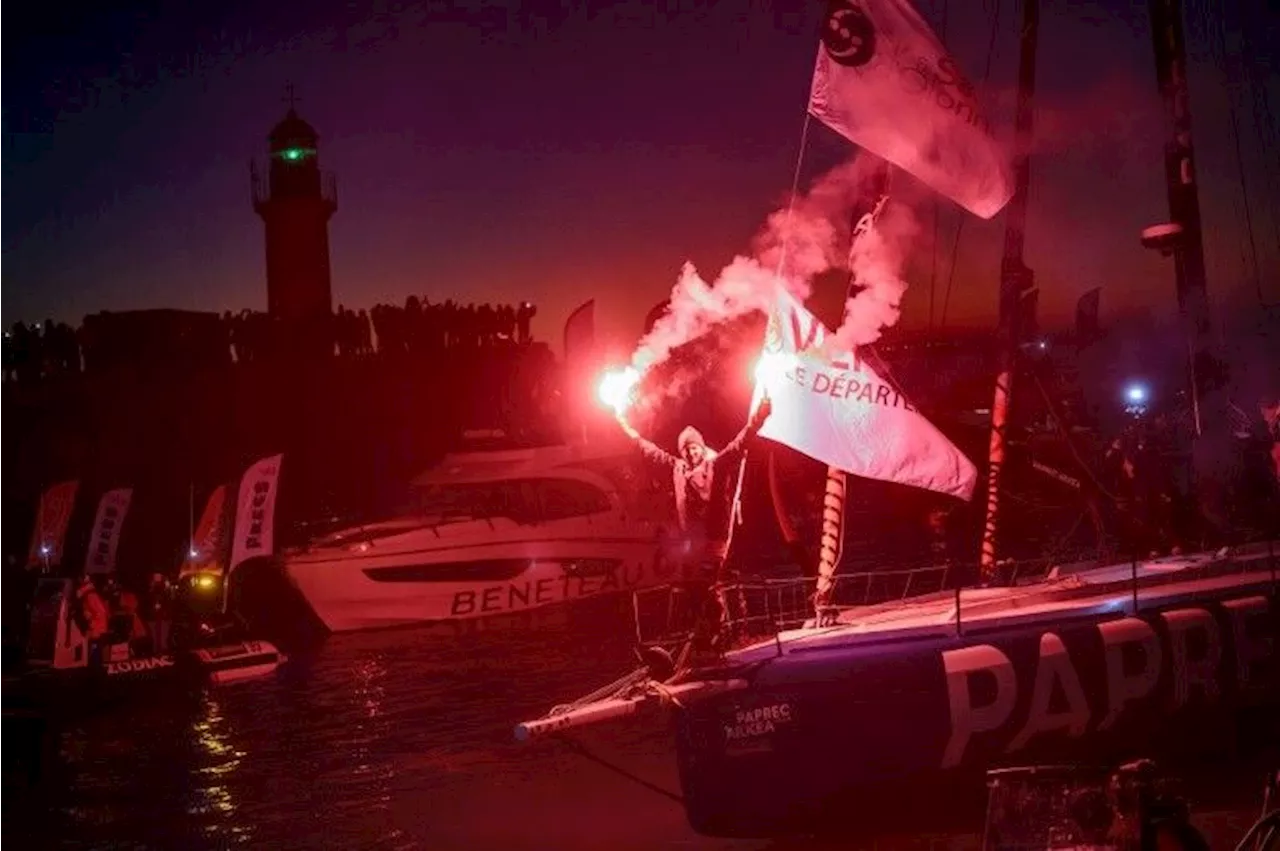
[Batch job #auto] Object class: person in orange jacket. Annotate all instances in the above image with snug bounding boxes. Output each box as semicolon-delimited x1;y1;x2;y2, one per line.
75;576;110;665
115;585;149;651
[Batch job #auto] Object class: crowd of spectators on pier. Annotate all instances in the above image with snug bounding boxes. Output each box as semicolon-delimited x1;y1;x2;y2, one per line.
6;299;1277;567
2;319;80;382
2;298;539;379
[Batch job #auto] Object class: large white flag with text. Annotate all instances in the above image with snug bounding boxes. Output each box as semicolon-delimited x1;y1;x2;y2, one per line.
83;488;133;575
809;0;1012;219
230;455;283;570
755;289;977;500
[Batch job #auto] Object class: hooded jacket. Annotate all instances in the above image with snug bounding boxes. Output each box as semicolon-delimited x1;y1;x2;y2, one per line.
631;404;770;539
76;580;110;640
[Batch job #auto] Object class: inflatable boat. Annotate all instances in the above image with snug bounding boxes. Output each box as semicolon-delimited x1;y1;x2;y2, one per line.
23;576;286;690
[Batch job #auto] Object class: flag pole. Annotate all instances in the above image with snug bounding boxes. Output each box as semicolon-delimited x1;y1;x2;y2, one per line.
814;164;891;611
720;77;816;571
979;0;1039;585
189;483;195;558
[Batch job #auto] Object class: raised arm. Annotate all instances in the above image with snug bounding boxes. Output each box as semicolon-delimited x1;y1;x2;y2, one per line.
715;396;772;465
618;415;678;468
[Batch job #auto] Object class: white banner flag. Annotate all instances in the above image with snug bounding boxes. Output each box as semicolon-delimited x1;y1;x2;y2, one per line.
230;454;283;571
809;0;1012;219
83;488;133;575
755;289;977;500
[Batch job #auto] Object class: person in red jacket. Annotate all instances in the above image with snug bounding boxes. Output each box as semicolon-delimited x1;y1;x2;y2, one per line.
75;576;110;665
115;585;149;652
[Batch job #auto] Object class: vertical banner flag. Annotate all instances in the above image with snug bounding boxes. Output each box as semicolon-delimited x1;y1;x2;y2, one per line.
563;299;596;366
1075;287;1101;345
809;0;1012;219
181;484;230;577
26;480;80;569
755;288;977;500
230;455;284;571
643;300;669;337
83;489;134;575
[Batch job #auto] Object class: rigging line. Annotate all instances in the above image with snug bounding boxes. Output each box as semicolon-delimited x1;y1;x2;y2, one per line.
772;108;815;284
557;735;685;805
939;0;1002;329
1028;367;1123;504
1208;0;1266;308
728;55;816;567
1233;0;1280;284
929;0;951;332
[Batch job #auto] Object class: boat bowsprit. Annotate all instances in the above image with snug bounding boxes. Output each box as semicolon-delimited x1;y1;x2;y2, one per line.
514;672;751;742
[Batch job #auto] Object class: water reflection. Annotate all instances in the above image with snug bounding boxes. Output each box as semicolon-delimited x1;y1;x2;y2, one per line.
188;694;249;844
9;611;653;849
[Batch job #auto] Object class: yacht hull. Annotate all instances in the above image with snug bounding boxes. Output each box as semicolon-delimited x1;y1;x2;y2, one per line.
286;534;674;632
673;546;1280;838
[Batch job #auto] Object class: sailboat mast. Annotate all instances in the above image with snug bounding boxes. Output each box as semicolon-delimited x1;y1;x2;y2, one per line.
813;163;891;607
189;482;195;556
1147;0;1212;435
979;0;1039;583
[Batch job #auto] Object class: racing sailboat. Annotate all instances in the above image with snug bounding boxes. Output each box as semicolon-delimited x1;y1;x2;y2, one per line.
514;0;1280;840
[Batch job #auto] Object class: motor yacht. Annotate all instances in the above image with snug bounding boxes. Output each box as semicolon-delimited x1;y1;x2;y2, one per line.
284;440;679;632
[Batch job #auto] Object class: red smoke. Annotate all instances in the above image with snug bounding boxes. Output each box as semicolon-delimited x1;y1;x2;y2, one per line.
633;155;918;379
832;197;920;350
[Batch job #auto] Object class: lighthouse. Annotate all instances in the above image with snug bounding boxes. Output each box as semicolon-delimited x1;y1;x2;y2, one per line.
251;91;338;327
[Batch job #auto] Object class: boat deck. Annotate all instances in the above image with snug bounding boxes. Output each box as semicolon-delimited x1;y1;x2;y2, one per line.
735;542;1277;657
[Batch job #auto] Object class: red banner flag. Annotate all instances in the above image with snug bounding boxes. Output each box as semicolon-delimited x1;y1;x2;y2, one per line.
26;480;79;569
563;300;595;366
180;484;230;578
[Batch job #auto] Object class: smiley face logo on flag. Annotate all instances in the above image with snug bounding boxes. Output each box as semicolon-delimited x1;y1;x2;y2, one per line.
822;1;876;68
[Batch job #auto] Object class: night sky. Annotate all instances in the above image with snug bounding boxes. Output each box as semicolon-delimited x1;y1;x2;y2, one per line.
4;0;1278;349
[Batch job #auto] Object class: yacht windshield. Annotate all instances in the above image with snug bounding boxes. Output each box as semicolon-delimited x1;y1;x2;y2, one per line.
417;481;540;524
413;477;612;524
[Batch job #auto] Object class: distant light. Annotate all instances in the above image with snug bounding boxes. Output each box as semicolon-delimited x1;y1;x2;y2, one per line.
188;548;199;559
1037;340;1048;351
1125;384;1148;404
39;544;51;556
194;573;218;590
281;148;306;162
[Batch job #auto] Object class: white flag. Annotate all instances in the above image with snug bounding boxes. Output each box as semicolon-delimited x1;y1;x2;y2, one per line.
755;289;977;500
809;0;1012;219
230;454;283;570
84;488;133;575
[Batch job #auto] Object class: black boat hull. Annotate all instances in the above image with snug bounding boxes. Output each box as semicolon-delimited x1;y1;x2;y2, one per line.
674;579;1280;838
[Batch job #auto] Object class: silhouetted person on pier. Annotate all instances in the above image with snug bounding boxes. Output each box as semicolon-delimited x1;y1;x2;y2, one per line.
516;302;536;345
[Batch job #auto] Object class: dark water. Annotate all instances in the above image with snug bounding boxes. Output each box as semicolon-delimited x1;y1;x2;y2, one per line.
4;611;1271;851
5;611;769;851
